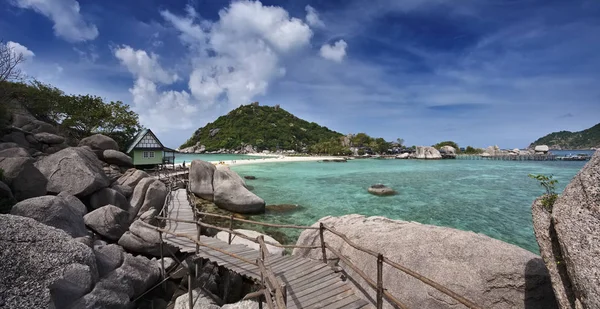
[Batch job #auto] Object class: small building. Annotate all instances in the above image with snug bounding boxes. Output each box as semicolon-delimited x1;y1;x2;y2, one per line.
126;129;176;168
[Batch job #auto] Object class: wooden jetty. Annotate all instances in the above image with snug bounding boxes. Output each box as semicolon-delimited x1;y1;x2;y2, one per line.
456;154;558;161
155;186;484;309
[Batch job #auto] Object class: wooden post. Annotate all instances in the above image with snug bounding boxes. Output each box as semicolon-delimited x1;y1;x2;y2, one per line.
282;284;287;306
376;254;384;309
228;214;234;244
188;271;194;309
319;223;327;263
159;230;166;291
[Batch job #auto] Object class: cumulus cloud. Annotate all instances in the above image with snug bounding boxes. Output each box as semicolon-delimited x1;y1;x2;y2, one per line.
320;40;348;62
7;41;35;59
114;46;196;131
161;0;312;107
11;0;98;42
305;5;325;28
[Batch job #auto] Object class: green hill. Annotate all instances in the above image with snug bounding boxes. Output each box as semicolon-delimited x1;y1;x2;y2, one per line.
180;103;342;151
529;123;600;149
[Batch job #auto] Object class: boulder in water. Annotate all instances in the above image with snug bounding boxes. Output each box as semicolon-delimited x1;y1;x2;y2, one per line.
213;166;264;214
367;184;396;196
189;160;217;200
414;146;442;159
244;175;257;180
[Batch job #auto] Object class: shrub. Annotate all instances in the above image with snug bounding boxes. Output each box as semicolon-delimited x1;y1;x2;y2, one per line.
528;174;558;211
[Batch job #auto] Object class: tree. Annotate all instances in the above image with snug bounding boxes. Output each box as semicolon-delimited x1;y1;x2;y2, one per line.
464;146;483;154
0;40;25;82
351;133;372;147
396;138;404;147
433;141;460;151
371;138;391;154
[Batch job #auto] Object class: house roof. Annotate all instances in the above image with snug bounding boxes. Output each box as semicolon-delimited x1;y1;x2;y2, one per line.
126;129;165;153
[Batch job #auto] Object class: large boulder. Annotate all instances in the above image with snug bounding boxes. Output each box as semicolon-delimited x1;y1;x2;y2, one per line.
174;288;220;309
439;145;456;154
57;191;88;217
0;147;31;158
34;132;65;145
215;229;284;256
1;131;30;148
0;157;47;201
89;187;129;210
102;163;123;183
34;147;110;197
534;145;550;153
484;145;501;156
84;205;130;241
103;149;133;167
213;166;265;214
0;214;97;309
293;215;557;309
118;219;179;256
11;195;88;238
116;168;150;190
20;118;58;134
93;243;125;278
78;134;119;159
535;149;600;308
128;177;168;221
0;142;20;150
367;184;396;196
414;146;442;159
70;252;161;308
189;160;216;200
111;183;133;199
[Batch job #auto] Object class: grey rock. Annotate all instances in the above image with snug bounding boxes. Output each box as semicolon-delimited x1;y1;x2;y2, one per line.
78;134;119;159
103;149;133;167
0;214;97;309
439;145;456;154
21;119;58;134
93;243;125;278
0;142;19;150
414;146;442;159
367;184;396;196
0;147;31;157
221;301;262;309
70;252;160;309
34;147;109;197
213;166;265;214
49;263;95;309
0;180;16;213
11;195;88;238
103;163;123;183
116;168;150;190
129;177;167;221
34;132;65;144
174;288;220;309
209;128;220;137
531;198;574;308
118;220;179;256
0;157;47;201
2;131;30;148
549;149;600;308
293;215;557;309
75;236;94;248
11;113;35;128
57;191;87;217
189;160;216;200
84;205;130;241
111;184;133;199
89;187;129;210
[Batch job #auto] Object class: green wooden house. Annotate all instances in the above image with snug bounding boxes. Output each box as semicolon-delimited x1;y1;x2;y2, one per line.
126;129;176;168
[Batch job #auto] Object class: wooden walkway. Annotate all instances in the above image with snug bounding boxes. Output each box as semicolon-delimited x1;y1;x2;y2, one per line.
163;189;371;309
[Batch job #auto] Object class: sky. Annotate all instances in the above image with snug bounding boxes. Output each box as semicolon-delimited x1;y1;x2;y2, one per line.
1;0;599;149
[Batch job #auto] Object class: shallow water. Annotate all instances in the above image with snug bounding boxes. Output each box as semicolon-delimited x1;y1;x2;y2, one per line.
231;158;588;253
174;153;263;164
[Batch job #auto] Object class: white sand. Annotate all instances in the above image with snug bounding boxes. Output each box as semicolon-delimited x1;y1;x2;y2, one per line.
171;155;343;168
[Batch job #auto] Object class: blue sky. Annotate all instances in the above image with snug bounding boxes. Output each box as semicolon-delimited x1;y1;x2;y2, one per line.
1;0;599;149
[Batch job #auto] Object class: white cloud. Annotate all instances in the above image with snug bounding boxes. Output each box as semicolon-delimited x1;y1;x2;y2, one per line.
6;41;35;59
305;5;325;28
114;45;179;84
114;46;196;131
320;40;348;62
11;0;98;42
162;0;313;108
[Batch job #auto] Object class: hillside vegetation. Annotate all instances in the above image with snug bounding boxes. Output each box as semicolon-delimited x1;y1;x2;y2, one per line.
180;103;342;151
529;123;600;149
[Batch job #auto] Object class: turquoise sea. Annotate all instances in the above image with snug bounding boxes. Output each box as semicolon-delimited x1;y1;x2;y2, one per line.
174;153;266;164
228;157;592;253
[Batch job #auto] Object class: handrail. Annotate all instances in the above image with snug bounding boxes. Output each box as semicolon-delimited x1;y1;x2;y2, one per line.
195;211;320;230
258;236;287;309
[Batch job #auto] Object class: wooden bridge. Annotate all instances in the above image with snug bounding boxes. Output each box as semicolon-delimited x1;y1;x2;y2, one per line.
154;185;483;309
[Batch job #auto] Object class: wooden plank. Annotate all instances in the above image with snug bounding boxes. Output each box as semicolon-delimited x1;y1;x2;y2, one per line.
289;283;351;308
295;288;355;309
270;257;306;274
337;298;371;309
288;279;346;300
277;262;326;281
319;293;363;309
288;269;340;290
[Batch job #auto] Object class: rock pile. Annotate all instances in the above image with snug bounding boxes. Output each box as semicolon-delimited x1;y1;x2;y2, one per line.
413;146;442;159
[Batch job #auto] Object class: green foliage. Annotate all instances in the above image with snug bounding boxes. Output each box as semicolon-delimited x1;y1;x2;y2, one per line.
309;137;352;155
528;174;559;211
396;138;404;147
530;123;600;149
371;137;391;154
464;146;483;154
181;103;343;151
351;133;372;147
433;141;460;151
357;149;365;156
0;80;141;151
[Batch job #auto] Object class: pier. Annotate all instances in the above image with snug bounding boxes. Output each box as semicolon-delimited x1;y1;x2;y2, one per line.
456;154;559;161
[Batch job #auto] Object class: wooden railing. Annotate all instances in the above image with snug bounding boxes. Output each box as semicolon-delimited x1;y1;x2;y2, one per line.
189;208;483;309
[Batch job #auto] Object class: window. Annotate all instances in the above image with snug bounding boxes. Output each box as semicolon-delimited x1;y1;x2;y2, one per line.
143;151;149;158
149;151;155;158
143;151;155;158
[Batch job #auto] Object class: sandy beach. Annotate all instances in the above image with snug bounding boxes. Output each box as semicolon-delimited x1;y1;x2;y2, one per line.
171;154;345;169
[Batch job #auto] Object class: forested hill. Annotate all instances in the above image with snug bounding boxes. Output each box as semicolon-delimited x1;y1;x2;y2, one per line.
529;123;600;149
180;103;342;151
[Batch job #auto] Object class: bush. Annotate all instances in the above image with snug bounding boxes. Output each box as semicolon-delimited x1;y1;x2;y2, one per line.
464;146;483;154
528;174;558;211
433;141;460;151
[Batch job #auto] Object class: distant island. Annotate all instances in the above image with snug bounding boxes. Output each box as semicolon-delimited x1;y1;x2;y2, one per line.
530;123;600;150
